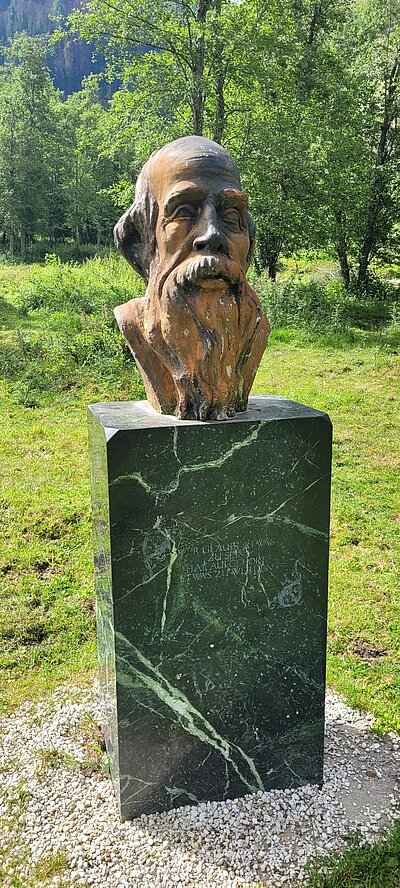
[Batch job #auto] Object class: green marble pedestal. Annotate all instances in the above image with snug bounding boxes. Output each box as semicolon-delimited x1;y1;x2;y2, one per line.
88;395;331;820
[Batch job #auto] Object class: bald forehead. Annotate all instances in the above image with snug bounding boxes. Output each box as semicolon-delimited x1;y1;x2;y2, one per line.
139;137;242;204
155;137;239;174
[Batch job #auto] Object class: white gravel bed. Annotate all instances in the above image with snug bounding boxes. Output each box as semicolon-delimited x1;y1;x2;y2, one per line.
0;685;399;887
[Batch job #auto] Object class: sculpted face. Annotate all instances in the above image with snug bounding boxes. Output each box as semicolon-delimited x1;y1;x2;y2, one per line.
114;137;270;420
150;143;251;291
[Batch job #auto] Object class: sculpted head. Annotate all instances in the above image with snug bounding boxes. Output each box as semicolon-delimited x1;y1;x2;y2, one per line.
114;136;270;420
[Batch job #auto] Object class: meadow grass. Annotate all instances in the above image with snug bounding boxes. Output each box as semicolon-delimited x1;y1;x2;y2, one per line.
0;261;399;734
0;259;399;886
304;821;400;887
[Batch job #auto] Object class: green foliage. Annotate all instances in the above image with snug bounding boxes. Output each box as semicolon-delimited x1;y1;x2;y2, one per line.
17;254;143;314
0;34;60;257
304;822;400;887
69;0;247;143
258;277;397;331
64;0;400;289
0;256;145;407
0;251;23;266
0;40;125;256
26;241;113;264
0;2;398;290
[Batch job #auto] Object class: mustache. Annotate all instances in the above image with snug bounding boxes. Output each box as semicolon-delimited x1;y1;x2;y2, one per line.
159;253;245;297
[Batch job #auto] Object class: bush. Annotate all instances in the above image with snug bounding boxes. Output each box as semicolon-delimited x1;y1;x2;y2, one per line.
0;312;144;406
26;241;114;264
0;255;147;406
17;254;145;315
359;271;398;302
0;251;23;265
258;276;396;331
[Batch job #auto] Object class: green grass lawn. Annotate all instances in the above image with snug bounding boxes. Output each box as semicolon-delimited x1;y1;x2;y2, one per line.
304;821;400;887
0;263;399;735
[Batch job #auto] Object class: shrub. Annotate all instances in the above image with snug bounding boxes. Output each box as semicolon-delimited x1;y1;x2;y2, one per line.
0;251;23;265
0;313;145;406
26;241;113;264
17;254;145;315
1;256;147;406
258;276;396;331
357;271;397;302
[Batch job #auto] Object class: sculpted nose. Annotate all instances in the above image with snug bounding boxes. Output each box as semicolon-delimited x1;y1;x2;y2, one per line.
193;204;224;253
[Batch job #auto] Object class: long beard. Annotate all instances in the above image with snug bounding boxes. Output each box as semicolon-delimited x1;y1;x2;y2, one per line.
142;254;268;421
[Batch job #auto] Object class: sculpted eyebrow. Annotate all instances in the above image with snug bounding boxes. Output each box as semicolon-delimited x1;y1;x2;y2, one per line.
219;189;248;207
163;186;249;219
164;186;207;216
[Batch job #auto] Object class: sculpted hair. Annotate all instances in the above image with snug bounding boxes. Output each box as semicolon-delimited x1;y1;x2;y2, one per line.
113;150;161;283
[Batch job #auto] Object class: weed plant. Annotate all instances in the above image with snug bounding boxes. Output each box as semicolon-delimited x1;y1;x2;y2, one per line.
26;241;113;264
17;253;144;314
0;256;146;406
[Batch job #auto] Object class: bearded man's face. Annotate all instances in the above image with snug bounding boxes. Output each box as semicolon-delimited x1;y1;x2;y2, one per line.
151;146;251;292
114;137;269;421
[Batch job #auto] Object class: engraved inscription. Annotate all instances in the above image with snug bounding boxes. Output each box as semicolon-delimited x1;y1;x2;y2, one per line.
181;540;267;581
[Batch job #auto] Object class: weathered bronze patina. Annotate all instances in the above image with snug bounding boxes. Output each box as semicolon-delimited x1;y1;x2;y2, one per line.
114;136;270;421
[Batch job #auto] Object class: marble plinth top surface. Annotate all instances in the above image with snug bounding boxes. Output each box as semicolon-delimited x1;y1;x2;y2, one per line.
88;395;330;434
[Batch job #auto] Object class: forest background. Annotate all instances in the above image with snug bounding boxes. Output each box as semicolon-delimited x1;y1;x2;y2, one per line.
0;0;399;294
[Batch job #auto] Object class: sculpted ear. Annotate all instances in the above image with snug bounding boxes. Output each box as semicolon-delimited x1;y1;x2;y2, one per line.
113;205;150;282
247;213;256;267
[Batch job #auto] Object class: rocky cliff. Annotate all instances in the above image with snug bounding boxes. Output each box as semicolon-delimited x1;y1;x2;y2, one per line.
0;0;102;94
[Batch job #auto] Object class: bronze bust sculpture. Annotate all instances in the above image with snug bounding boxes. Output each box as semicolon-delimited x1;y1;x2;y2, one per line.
114;136;270;421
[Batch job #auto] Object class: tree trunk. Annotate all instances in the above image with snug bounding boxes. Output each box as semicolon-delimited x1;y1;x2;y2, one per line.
267;252;280;281
306;2;324;45
192;91;204;136
357;225;375;289
334;211;351;289
357;170;386;290
255;227;282;277
20;227;27;261
357;57;400;289
9;232;14;256
213;71;225;143
191;0;211;135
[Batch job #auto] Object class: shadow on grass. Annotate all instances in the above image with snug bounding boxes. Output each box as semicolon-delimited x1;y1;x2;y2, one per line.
0;297;27;330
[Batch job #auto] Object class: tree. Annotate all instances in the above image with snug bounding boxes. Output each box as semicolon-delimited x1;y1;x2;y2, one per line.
63;76;122;244
222;0;342;277
354;0;400;288
301;0;400;288
68;0;252;148
0;34;63;256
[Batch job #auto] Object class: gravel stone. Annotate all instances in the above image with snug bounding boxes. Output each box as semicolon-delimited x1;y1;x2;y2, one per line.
0;685;399;887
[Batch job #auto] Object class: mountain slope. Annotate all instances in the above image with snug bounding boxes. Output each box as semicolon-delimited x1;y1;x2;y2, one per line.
0;0;102;94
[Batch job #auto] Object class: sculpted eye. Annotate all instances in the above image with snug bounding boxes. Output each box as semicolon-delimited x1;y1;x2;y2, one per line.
170;204;197;221
223;208;242;229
